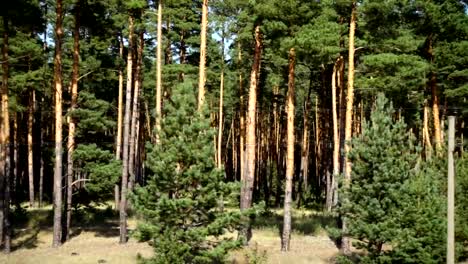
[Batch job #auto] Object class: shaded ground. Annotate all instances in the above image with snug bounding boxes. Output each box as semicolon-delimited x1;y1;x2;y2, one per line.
0;205;339;264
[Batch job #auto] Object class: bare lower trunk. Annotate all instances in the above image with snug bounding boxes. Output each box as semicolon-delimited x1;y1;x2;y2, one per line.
281;48;296;252
238;42;245;182
128;31;144;192
65;2;80;241
423;101;432;158
217;32;225;169
342;2;356;254
120;15;134;244
116;35;124;159
28;90;35;208
329;58;341;212
240;25;262;244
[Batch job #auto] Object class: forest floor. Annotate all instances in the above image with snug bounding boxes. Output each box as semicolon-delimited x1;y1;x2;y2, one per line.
0;204;340;264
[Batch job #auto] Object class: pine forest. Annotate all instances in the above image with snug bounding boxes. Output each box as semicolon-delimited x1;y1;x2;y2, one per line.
0;0;468;263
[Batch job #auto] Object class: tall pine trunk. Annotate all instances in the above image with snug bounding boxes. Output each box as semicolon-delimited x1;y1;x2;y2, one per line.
1;16;11;253
155;0;163;140
240;25;262;244
115;35;124;211
120;15;134;244
28;89;35;208
238;42;245;182
52;0;64;247
329;57;341;212
65;1;80;241
427;34;441;151
281;47;296;252
217;32;225;169
128;31;144;192
342;2;356;254
197;0;208;110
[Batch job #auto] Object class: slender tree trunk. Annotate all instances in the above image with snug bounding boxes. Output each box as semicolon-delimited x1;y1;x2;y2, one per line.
281;47;296;252
238;42;245;182
128;31;144;192
65;2;80;241
155;0;163;140
423;100;432;158
427;34;442;152
116;35;124;159
1;16;11;253
52;0;64;247
28;90;35;208
12;113;18;207
39;100;44;208
342;2;356;255
329;58;341;212
164;20;172;65
114;35;124;211
240;25;262;244
217;32;225;169
197;0;208;110
120;15;134;244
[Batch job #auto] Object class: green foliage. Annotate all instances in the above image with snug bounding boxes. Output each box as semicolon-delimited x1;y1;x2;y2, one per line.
341;94;446;263
132;81;242;264
73;144;121;199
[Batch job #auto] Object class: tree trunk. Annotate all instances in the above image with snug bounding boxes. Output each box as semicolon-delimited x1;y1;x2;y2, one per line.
39;99;44;208
342;2;356;255
217;32;225;169
197;0;208;110
329;57;341;212
155;0;163;141
65;2;80;241
238;42;245;182
52;0;64;247
427;34;442;152
240;25;262;244
128;31;144;192
120;15;134;244
423;100;432;158
1;16;11;253
114;35;124;211
28;89;35;208
281;47;296;252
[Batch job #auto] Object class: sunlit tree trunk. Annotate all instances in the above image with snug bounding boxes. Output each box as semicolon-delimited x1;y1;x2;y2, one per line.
427;34;441;152
238;42;245;182
329;57;341;212
281;47;296;252
52;0;64;247
114;35;124;211
120;15;134;244
197;0;208;110
342;1;356;254
65;2;80;241
155;0;163;141
217;31;225;169
128;31;144;192
240;25;262;244
28;90;35;208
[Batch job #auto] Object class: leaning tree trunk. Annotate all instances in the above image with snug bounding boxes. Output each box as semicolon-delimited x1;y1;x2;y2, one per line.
52;0;64;247
281;47;296;252
342;1;356;255
240;25;262;244
65;1;80;241
120;15;134;244
197;0;208;110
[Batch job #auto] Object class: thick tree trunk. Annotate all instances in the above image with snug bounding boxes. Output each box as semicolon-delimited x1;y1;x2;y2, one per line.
52;0;64;247
342;2;356;255
155;0;163;140
197;0;208;110
240;25;262;244
1;16;11;253
28;90;35;208
281;47;296;252
128;31;144;192
65;2;80;241
120;15;134;244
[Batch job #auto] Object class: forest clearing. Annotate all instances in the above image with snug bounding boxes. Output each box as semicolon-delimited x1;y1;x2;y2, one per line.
0;0;467;263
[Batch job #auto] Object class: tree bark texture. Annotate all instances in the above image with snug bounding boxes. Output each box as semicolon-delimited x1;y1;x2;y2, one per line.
197;0;208;110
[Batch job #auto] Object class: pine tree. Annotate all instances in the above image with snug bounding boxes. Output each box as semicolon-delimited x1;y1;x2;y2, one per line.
132;81;242;264
340;94;446;263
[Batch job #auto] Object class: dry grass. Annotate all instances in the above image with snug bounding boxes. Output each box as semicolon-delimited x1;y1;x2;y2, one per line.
0;205;339;264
